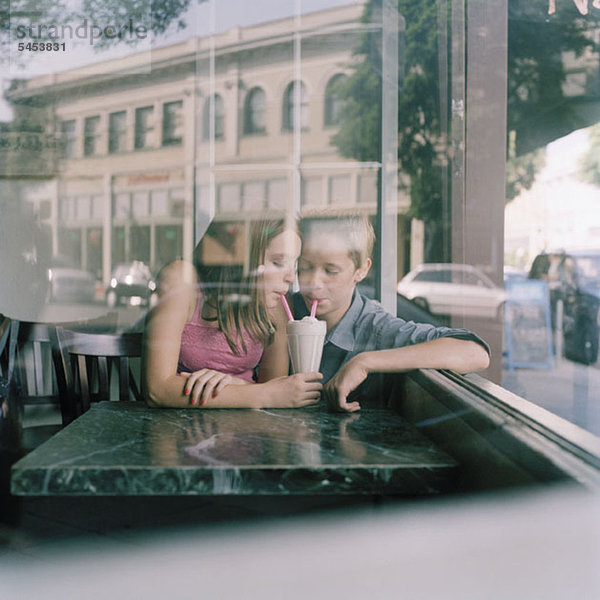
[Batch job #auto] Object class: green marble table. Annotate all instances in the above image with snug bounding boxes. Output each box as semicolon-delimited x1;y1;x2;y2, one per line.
11;402;458;496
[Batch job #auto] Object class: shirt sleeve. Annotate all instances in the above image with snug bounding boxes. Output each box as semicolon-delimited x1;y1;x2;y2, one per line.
369;309;491;357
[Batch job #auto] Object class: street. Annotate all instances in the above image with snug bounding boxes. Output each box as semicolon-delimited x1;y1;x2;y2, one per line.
502;356;600;437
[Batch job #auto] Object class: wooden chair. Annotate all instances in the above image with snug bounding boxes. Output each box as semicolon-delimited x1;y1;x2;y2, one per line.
52;326;144;422
11;321;65;450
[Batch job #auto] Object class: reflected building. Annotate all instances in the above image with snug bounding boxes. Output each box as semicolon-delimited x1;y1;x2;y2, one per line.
4;3;410;285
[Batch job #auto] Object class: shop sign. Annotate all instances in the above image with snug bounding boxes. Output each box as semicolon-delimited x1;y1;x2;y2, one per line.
548;0;600;15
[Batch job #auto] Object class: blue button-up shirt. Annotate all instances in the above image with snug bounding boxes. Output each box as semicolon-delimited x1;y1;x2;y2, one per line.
291;291;490;400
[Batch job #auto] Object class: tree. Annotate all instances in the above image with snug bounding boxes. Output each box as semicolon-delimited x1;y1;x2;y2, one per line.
332;0;597;261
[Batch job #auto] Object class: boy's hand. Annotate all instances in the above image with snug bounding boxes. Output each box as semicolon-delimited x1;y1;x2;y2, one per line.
323;356;369;412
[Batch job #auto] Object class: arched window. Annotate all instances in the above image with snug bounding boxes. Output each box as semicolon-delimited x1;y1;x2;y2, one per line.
202;94;224;141
324;73;347;127
244;87;267;134
282;80;308;132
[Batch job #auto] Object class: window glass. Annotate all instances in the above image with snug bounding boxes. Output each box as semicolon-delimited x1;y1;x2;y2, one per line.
576;255;600;282
242;181;266;210
86;227;103;277
301;177;324;207
130;225;151;264
203;95;224;141
413;269;451;284
267;179;287;210
76;196;91;220
83;116;100;156
162;101;183;146
156;224;183;268
3;0;599;448
170;187;185;217
324;73;347;127
91;195;105;220
135;106;154;149
282;80;308;131
502;2;600;436
132;191;150;218
60;120;76;158
244;88;267;134
114;193;130;220
151;189;169;216
329;174;351;205
109;111;127;154
218;182;240;212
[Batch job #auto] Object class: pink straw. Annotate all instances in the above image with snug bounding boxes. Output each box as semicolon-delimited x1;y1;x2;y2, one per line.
279;294;294;322
310;299;318;318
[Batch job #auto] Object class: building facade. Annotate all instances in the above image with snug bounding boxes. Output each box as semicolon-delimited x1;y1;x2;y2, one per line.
7;4;411;284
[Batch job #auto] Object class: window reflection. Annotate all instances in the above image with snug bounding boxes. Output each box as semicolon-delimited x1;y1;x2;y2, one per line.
1;0;599;440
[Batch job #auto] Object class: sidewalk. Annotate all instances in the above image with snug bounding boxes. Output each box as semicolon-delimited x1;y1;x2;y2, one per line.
501;356;600;437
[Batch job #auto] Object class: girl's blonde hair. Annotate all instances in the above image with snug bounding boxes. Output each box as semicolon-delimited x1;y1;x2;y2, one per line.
194;219;288;354
299;212;374;269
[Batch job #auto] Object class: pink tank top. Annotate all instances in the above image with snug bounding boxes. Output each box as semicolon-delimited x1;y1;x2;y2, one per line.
178;292;264;382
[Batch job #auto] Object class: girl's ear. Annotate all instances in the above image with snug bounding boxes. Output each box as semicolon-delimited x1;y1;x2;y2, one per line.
353;258;372;283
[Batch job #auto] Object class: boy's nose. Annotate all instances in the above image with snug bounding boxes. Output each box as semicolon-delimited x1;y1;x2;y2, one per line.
304;269;324;290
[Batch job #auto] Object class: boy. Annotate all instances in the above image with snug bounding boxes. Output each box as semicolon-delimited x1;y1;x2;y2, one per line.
291;214;490;412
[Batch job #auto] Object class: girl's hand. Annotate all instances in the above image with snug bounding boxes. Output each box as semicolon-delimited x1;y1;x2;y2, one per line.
180;370;248;407
263;372;323;408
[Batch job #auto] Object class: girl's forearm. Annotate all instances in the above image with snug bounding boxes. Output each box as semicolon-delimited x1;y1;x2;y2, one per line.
146;374;269;409
356;338;490;375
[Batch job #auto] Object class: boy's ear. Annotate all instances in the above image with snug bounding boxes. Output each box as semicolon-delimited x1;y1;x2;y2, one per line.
353;258;372;283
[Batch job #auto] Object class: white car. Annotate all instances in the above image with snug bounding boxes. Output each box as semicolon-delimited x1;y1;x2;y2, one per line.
397;263;507;320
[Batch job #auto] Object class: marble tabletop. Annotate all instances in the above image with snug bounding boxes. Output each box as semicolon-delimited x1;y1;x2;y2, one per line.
11;401;458;496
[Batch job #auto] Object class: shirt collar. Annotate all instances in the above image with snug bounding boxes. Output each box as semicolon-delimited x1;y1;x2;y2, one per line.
326;289;364;352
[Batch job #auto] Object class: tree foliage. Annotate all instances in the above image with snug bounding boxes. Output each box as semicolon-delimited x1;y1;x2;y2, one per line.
332;0;443;223
332;0;598;232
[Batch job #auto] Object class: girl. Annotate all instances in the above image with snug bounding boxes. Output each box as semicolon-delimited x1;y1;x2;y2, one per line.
143;219;322;409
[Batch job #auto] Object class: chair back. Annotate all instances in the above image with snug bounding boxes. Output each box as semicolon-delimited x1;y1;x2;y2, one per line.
53;327;144;421
0;320;65;450
14;322;57;400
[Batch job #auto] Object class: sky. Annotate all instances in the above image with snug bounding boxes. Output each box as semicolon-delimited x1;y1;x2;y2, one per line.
0;0;361;121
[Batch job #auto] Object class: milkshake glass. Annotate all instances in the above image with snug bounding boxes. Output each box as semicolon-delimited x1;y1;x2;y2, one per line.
286;317;327;373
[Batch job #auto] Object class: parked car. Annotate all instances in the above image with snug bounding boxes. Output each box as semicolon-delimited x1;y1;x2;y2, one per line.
47;256;96;304
528;250;600;365
396;263;507;320
106;261;157;308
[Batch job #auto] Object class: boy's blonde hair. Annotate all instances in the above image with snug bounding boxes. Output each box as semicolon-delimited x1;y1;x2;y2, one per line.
299;211;374;269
